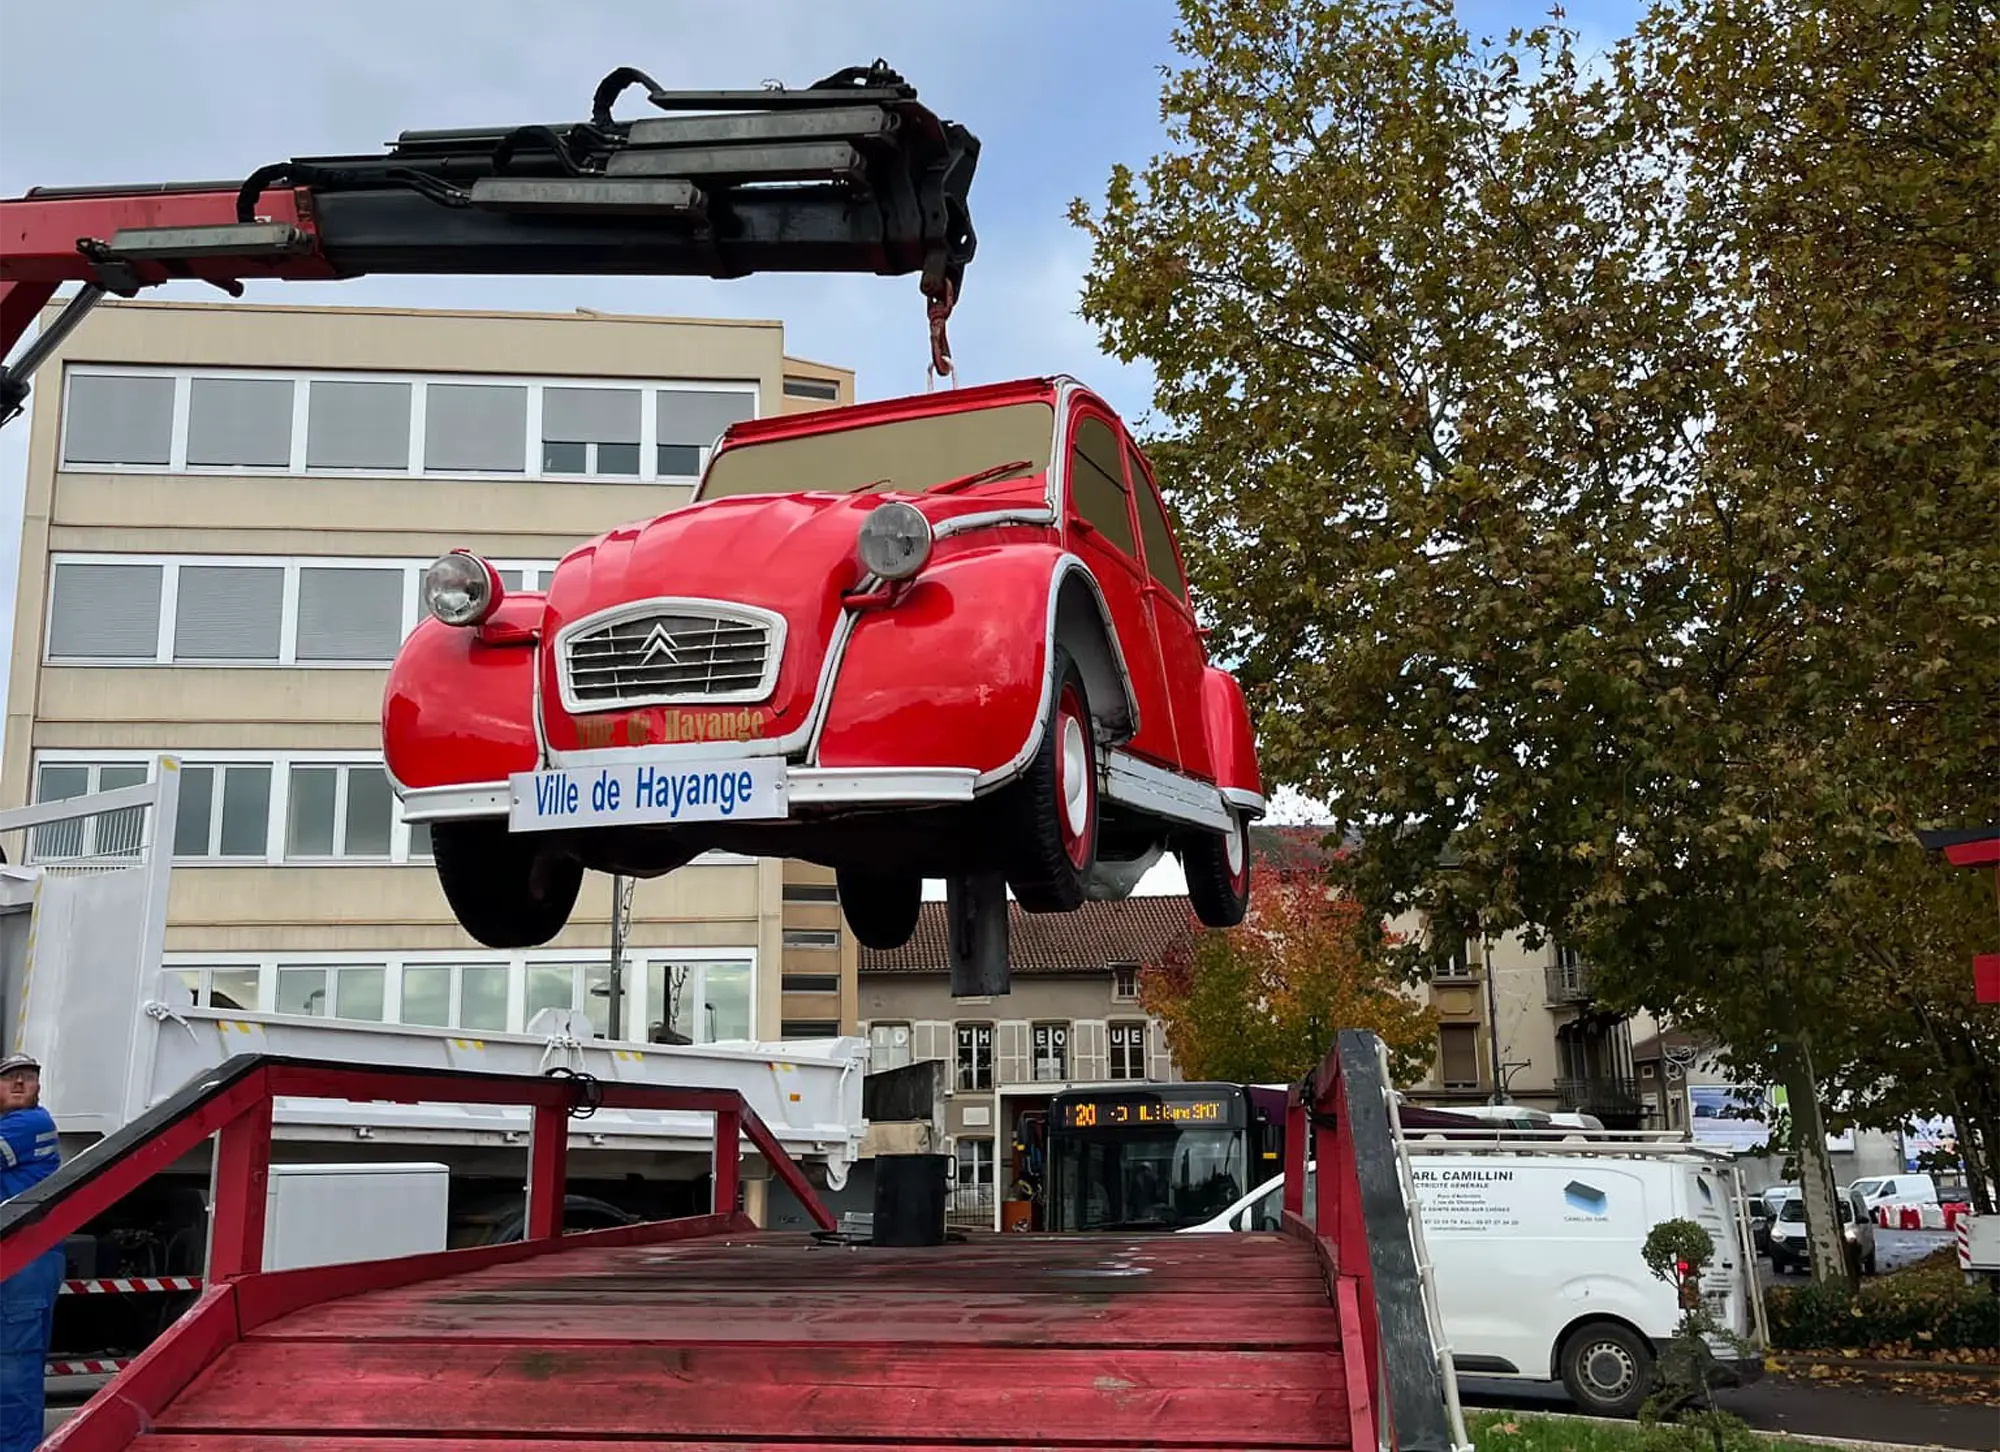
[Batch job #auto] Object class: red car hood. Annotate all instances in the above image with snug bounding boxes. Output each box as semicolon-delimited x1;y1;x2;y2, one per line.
535;483;1044;747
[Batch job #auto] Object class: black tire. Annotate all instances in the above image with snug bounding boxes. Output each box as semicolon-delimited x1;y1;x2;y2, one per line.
1863;1251;1878;1276
1181;810;1252;927
1005;647;1098;913
431;819;583;949
1558;1320;1655;1418
836;868;923;951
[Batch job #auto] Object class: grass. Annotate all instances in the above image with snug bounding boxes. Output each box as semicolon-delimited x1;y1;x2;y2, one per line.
1465;1411;1831;1452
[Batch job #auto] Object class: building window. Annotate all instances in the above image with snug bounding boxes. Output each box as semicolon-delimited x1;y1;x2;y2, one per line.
1439;1024;1481;1090
542;385;642;476
274;963;388;1022
186;376;293;468
658;388;756;476
174;565;285;660
58;366;756;481
296;566;406;661
954;1136;995;1199
1436;939;1477;980
1111;965;1140;1001
285;763;394;859
306;379;412;471
425;382;527;473
870;1022;912;1071
1108;1023;1147;1080
783;929;841;950
174;763;275;859
1032;1023;1070;1082
782;882;841;903
783;973;841;994
45;554;558;667
61;373;176;467
648;958;753;1044
29;761;150;859
783;1019;841;1038
47;562;164;659
30;752;431;866
165;950;752;1042
783;376;841;402
955;1022;993;1091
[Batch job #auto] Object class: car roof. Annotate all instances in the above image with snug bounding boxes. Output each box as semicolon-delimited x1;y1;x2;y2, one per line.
714;375;1102;453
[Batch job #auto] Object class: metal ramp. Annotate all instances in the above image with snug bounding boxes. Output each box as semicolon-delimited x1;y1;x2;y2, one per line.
4;1038;1457;1451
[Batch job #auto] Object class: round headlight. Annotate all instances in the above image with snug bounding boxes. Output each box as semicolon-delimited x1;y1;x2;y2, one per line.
423;551;500;627
856;501;933;582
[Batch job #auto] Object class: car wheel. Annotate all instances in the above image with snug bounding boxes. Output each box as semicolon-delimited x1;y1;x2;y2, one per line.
431;819;583;949
836;868;923;950
1006;648;1097;913
1559;1320;1654;1419
1180;809;1252;928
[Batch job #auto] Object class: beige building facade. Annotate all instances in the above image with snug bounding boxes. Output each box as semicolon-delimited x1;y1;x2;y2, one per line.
3;296;863;1046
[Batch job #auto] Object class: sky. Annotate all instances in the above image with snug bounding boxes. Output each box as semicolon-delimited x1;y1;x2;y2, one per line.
0;0;1643;891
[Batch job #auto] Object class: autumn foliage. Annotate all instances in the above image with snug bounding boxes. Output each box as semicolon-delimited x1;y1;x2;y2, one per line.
1140;870;1436;1086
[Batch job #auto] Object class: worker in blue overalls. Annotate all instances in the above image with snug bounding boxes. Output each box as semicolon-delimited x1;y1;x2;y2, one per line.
1;1052;64;1452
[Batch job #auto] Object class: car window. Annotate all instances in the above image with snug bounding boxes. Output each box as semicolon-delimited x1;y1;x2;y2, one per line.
1068;415;1136;555
1244;1183;1284;1232
698;400;1056;499
1126;446;1188;601
1849;1178;1883;1198
1778;1199;1805;1222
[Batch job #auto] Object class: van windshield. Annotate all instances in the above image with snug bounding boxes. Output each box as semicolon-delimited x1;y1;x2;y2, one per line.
1848;1178;1884;1198
1778;1197;1853;1224
698;400;1055;500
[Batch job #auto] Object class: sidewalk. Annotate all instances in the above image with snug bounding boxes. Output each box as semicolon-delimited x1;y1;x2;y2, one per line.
1461;1371;1999;1451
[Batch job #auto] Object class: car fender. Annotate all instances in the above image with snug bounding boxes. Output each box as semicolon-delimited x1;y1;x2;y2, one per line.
813;547;1140;781
383;608;542;792
1201;666;1263;804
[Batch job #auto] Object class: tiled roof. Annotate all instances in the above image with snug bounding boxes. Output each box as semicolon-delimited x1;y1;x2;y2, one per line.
859;895;1199;975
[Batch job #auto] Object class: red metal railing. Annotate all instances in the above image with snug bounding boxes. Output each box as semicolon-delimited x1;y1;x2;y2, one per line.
1283;1031;1454;1452
0;1054;835;1452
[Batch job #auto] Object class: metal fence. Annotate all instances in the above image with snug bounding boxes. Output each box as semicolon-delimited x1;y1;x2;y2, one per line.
0;759;181;876
947;1181;995;1231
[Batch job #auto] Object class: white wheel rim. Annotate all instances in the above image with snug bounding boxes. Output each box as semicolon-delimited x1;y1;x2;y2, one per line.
1060;713;1090;839
1223;816;1245;877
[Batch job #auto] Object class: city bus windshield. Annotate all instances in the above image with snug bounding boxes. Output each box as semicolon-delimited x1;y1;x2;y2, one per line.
1043;1086;1255;1232
697;400;1054;500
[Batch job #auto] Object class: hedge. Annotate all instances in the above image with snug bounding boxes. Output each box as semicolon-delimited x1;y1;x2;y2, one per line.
1766;1249;2000;1352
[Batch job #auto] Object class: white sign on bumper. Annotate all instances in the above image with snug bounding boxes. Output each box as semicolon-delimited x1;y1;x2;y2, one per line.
507;756;788;832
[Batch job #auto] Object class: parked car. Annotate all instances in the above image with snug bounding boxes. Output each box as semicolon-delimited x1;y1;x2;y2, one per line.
384;377;1265;951
1768;1188;1877;1275
1734;1195;1771;1256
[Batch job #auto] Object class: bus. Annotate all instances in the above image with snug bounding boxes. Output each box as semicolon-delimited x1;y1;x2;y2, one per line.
1043;1083;1281;1232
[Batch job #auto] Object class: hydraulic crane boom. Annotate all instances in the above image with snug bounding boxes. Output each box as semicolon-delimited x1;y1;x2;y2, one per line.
0;59;979;424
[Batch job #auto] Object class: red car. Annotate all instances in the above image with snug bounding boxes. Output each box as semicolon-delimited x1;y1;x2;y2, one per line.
383;376;1263;953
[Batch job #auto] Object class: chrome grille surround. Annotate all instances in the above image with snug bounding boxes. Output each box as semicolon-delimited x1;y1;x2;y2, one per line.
554;597;786;714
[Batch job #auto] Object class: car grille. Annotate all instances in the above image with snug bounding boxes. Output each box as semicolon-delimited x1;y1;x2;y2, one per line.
564;610;773;707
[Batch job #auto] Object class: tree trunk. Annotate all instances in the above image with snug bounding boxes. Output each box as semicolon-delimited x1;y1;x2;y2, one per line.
1776;1029;1853;1286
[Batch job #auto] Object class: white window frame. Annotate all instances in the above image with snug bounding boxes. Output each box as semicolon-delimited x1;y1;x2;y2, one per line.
44;553;561;669
1110;964;1140;1001
782;928;842;951
163;945;756;1041
282;761;398;862
59;364;757;485
637;954;759;1046
1032;1021;1070;1083
1107;1021;1147;1080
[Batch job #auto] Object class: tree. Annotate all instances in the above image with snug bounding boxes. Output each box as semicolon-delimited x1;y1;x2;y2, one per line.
1141;872;1437;1084
1074;0;1999;1284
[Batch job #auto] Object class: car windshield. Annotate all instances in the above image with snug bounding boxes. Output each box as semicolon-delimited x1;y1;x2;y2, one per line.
697;400;1055;500
1778;1197;1853;1224
1848;1179;1884;1198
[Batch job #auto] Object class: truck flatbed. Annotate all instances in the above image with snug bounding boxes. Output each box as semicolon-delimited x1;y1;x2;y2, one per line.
131;1232;1352;1449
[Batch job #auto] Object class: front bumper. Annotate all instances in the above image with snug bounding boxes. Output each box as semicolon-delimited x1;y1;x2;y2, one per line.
396;763;980;825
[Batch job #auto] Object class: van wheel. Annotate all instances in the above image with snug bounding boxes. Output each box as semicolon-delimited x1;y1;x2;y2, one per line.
1559;1321;1654;1418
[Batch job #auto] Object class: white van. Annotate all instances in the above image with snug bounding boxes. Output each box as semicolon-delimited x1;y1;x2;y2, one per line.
1184;1147;1761;1417
1846;1172;1938;1210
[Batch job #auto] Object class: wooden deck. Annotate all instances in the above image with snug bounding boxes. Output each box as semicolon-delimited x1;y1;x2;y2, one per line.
126;1232;1352;1450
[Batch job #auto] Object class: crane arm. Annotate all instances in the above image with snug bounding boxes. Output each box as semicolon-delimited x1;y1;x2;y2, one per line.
0;60;979;423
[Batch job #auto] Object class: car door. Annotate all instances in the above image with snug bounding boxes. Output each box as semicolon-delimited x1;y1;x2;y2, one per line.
1124;441;1212;780
1063;407;1176;764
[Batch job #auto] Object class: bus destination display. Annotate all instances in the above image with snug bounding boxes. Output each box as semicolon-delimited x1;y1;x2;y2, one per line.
1060;1098;1231;1130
